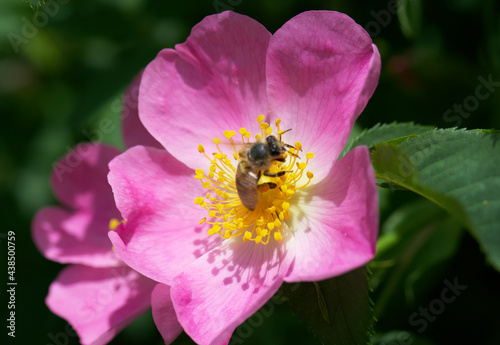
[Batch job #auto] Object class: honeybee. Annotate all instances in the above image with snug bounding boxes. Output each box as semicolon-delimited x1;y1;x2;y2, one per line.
236;134;295;211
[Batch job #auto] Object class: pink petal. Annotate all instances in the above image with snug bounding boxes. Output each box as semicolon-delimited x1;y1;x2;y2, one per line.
46;264;156;345
284;146;378;282
139;11;270;170
121;71;163;149
51;143;121;212
108;145;222;284
151;284;183;344
266;11;381;182
171;240;291;345
32;206;120;267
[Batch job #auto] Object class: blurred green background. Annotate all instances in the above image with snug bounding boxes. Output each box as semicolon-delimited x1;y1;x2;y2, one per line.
1;0;499;344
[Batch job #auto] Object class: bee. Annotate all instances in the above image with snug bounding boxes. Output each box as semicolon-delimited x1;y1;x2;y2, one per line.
236;134;295;211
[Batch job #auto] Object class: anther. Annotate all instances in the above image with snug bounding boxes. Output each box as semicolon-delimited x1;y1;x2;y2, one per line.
274;232;282;241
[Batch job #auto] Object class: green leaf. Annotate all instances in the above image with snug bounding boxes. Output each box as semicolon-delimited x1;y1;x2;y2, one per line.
341;122;434;158
372;330;438;345
398;0;423;38
23;0;46;10
282;266;373;345
370;199;463;318
341;122;434;216
371;129;500;271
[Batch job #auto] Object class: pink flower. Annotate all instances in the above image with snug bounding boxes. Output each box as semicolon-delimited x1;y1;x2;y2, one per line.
108;11;380;345
32;74;182;345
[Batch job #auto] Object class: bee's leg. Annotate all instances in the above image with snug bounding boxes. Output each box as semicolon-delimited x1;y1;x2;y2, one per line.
263;171;288;177
275;158;286;163
286;149;300;158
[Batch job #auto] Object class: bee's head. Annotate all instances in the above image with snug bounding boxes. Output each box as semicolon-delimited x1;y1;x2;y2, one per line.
266;136;283;157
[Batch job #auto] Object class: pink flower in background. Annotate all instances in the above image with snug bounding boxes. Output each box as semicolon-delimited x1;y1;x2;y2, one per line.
108;10;380;345
32;75;181;345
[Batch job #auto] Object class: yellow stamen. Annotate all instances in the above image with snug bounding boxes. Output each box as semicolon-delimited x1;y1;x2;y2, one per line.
193;116;315;245
109;218;125;231
274;231;282;242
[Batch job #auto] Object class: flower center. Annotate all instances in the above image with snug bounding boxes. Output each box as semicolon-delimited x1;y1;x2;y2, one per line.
194;116;314;245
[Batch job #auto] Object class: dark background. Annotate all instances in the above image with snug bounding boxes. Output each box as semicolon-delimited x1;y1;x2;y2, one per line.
1;0;499;344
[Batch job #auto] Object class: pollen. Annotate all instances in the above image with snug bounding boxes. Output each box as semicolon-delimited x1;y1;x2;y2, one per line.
193;116;315;245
